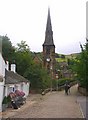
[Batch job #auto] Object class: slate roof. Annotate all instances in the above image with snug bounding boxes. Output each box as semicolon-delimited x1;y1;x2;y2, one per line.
5;69;29;84
33;53;42;64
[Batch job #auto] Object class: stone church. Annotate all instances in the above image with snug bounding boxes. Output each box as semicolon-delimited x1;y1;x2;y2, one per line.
42;8;56;78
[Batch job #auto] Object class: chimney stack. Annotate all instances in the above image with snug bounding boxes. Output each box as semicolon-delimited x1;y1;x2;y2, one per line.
6;61;9;71
11;64;16;73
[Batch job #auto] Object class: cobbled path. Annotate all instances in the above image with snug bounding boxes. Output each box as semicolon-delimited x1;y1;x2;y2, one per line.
2;85;83;118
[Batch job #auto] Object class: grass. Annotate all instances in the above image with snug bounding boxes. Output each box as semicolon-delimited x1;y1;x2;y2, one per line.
55;53;80;63
56;58;67;62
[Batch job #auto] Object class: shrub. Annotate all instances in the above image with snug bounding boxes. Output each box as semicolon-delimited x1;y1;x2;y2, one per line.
2;96;8;104
7;95;11;103
58;78;75;86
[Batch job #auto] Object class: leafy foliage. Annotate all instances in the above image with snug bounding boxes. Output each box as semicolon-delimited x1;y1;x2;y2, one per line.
0;35;15;62
16;40;30;52
15;40;51;90
1;36;51;90
2;96;8;104
0;35;51;90
58;78;74;86
24;63;51;89
70;41;88;89
15;51;33;76
61;54;65;59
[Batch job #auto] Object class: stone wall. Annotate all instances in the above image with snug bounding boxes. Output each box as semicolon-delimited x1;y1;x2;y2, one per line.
78;86;88;96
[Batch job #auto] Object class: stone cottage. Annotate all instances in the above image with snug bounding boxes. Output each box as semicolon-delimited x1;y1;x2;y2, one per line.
4;63;30;98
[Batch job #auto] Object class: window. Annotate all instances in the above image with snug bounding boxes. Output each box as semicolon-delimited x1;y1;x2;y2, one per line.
46;47;50;54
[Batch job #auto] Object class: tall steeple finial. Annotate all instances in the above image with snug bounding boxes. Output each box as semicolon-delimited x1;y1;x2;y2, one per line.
46;7;52;33
43;8;54;46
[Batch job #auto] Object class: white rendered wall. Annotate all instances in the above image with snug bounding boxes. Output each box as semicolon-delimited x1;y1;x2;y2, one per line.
23;82;29;97
0;53;5;77
0;53;5;112
0;82;4;112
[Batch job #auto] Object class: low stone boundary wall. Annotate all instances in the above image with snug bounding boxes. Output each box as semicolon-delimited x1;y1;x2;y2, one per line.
78;86;88;96
57;81;77;91
30;81;77;95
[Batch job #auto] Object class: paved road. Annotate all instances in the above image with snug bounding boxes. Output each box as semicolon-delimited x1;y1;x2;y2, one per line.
77;93;87;119
2;85;84;118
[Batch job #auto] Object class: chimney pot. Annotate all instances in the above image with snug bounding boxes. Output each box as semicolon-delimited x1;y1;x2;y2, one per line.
11;64;16;73
6;61;9;71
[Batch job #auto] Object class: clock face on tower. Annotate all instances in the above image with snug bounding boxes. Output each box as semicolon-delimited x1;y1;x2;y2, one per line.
46;58;50;62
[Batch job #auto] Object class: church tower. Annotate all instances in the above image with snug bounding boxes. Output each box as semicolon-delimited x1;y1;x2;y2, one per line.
42;8;55;78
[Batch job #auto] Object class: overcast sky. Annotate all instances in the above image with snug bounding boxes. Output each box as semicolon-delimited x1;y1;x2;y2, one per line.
0;0;86;55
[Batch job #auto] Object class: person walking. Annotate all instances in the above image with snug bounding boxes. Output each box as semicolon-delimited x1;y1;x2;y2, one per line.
64;81;70;95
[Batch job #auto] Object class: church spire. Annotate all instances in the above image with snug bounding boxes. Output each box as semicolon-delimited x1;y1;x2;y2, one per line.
43;8;54;46
42;8;55;79
46;7;52;32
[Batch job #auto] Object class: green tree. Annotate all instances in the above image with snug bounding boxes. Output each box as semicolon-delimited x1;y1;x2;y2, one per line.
0;35;15;62
16;40;30;52
14;40;32;76
72;41;88;89
24;62;51;89
15;40;51;90
1;36;52;90
61;54;65;59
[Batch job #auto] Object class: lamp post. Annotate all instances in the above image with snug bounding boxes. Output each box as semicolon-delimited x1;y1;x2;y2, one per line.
56;74;58;91
50;65;53;91
56;69;60;91
46;58;53;92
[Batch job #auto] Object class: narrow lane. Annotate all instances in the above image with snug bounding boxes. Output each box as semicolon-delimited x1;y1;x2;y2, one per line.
3;85;83;118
